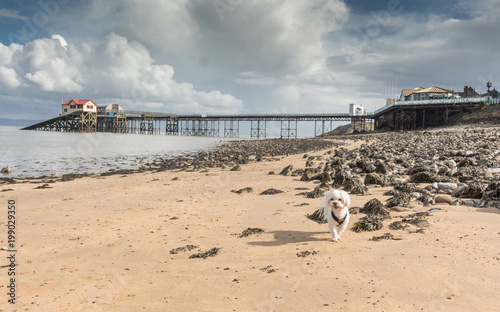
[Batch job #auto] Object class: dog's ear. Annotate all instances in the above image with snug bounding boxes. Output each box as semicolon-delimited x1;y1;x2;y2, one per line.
321;190;333;207
340;190;351;207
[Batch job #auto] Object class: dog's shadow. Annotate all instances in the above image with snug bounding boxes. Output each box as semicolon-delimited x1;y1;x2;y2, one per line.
248;230;330;247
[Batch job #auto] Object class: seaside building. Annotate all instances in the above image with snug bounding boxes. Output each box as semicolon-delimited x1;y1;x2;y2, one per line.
400;86;456;101
61;99;97;115
96;104;125;116
349;103;367;116
458;86;480;98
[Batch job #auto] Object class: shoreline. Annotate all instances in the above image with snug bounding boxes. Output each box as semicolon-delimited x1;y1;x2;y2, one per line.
1;137;345;184
3;122;499;184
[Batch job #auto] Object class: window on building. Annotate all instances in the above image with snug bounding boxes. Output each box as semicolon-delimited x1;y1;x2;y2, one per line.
64;108;67;112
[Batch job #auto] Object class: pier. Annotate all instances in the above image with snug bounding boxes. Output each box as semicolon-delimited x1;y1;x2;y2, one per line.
21;96;497;137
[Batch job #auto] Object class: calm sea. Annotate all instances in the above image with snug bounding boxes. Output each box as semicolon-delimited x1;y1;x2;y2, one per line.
0;126;236;178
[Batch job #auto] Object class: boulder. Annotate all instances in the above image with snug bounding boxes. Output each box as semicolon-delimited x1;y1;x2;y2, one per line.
279;165;293;176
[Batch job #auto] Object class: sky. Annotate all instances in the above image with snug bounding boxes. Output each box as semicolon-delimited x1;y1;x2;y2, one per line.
0;0;499;120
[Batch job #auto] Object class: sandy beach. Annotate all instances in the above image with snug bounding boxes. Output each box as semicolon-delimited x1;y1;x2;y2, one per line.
1;133;499;312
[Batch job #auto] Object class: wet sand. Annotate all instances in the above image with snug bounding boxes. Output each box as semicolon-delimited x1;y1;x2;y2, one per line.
1;138;499;312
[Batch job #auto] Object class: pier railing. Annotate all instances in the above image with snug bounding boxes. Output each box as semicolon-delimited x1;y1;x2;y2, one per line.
371;96;494;115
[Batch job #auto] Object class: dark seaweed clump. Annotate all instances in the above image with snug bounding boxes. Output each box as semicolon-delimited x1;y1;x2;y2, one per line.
386;192;412;208
371;233;402;241
401;212;431;228
231;187;254;194
388;221;409;230
307;208;327;224
361;198;390;217
352;216;385;232
189;247;221;259
301;187;325;199
239;228;264;238
261;265;276;273
296;251;318;257
170;245;199;254
260;188;284;195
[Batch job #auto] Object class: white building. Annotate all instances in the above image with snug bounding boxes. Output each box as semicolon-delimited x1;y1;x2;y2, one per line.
349;103;367;116
400;86;455;101
96;104;125;116
61;99;97;115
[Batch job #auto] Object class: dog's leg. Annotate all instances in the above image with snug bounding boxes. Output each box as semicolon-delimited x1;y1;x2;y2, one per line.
328;222;339;242
337;215;350;240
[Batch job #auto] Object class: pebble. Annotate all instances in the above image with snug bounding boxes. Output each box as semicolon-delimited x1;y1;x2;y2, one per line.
434;195;454;204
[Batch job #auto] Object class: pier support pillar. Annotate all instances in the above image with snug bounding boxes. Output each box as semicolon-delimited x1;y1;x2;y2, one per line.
251;120;266;139
79;112;97;132
113;112;127;133
166;119;179;135
140;115;154;134
224;119;239;138
280;119;297;138
422;109;426;129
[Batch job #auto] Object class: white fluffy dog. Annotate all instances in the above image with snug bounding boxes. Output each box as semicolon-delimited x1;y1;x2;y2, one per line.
321;190;351;242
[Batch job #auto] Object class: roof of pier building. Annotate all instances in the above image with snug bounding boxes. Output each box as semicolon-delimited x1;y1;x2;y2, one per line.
401;86;453;97
62;99;96;106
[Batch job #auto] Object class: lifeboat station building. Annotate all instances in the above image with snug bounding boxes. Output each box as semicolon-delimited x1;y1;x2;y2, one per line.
61;99;97;115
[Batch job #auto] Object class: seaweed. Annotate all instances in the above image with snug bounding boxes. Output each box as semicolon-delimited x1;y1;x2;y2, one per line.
306;188;325;198
307;208;327;224
296;251;318;257
231;187;254;194
371;233;402;241
261;265;276;273
352;216;384;232
260;188;284;195
332;170;350;188
239;228;264;238
388;221;408;230
361;198;390;217
189;247;221;259
350;185;369;195
401;213;430;228
170;245;199;254
343;177;364;192
386;193;412;208
410;171;439;183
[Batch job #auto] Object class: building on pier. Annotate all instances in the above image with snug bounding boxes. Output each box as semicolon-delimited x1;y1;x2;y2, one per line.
349;103;367;116
61;99;97;115
96;104;125;116
400;86;456;102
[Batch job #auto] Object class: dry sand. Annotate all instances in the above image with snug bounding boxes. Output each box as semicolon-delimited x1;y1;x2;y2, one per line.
1;141;499;312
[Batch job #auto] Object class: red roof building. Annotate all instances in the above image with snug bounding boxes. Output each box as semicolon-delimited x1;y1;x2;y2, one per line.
61;99;97;115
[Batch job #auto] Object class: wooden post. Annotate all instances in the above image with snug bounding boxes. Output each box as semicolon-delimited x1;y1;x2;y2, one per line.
422;109;425;129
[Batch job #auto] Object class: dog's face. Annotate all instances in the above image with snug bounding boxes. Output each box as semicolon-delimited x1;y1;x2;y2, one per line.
323;190;351;211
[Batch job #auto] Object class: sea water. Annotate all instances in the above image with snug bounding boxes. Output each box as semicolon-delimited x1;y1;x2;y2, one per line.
0;126;235;178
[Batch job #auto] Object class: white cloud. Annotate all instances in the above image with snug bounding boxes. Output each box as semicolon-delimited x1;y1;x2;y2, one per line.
0;66;20;88
0;32;243;115
0;43;22;66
